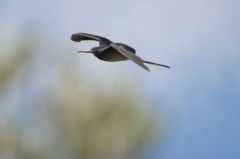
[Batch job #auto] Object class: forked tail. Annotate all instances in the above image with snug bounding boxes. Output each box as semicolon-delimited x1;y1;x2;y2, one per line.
143;60;170;69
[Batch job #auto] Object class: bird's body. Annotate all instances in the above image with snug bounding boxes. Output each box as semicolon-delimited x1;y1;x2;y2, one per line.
96;47;128;62
71;33;170;71
92;43;135;62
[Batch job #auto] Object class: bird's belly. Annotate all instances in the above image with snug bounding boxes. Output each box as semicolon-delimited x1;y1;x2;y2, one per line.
97;51;128;62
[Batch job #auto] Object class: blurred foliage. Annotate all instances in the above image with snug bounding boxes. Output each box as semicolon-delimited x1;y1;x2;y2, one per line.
0;38;159;159
0;43;33;88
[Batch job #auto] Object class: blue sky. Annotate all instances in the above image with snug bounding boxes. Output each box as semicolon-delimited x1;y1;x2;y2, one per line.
1;0;240;159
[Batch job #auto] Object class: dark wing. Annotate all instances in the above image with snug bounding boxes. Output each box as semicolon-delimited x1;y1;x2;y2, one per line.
110;43;150;71
114;43;136;53
71;33;112;47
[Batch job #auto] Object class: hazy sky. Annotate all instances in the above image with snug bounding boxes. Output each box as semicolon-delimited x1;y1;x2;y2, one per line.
1;0;240;159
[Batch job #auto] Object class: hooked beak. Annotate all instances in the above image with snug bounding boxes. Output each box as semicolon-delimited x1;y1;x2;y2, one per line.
77;50;93;53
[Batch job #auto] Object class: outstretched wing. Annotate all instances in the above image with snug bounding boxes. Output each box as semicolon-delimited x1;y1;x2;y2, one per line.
110;43;150;71
71;33;112;47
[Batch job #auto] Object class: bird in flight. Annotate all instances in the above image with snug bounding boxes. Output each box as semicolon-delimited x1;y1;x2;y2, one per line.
71;33;170;71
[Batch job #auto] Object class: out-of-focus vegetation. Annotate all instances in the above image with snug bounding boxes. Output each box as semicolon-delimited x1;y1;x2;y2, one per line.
0;37;159;159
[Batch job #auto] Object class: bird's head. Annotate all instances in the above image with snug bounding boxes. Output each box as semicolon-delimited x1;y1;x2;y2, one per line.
78;47;101;54
90;47;101;53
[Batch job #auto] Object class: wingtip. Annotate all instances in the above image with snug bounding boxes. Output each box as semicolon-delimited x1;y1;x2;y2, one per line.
71;34;80;42
144;66;150;72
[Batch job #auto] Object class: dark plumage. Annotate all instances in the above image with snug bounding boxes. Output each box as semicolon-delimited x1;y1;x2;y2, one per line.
71;33;170;71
